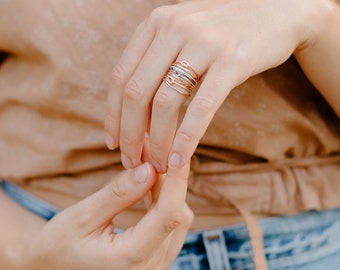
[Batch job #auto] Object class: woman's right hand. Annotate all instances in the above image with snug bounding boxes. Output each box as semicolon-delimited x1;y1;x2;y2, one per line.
13;162;193;270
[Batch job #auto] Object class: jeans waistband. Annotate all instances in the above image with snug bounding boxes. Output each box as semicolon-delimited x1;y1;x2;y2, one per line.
2;180;340;270
172;208;340;270
0;180;60;220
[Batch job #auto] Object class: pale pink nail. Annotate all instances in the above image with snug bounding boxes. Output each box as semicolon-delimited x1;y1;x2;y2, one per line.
169;152;181;168
121;154;133;169
134;163;150;184
105;134;116;150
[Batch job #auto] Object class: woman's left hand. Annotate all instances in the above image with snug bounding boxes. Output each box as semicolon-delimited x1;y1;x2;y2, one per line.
105;0;327;172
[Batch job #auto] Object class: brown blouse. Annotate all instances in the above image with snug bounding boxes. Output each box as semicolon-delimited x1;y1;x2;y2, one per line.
0;1;339;269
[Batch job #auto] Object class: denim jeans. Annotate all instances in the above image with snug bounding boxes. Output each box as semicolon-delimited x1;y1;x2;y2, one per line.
2;180;340;270
171;210;340;270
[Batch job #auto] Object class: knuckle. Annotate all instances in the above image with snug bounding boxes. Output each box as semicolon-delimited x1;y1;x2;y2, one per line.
218;46;252;84
111;63;127;86
104;114;119;135
122;250;143;265
196;32;215;47
233;47;250;70
148;7;163;23
177;129;195;144
220;44;249;70
124;78;145;102
195;34;227;60
148;5;172;26
149;139;166;155
110;179;128;201
222;40;238;55
153;91;173;110
120;134;141;148
164;212;184;233
168;16;195;37
189;96;215;116
149;140;170;166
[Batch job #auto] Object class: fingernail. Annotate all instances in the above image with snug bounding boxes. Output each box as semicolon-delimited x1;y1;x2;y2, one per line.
151;160;163;173
105;134;116;150
134;163;150;183
169;152;181;168
121;154;133;168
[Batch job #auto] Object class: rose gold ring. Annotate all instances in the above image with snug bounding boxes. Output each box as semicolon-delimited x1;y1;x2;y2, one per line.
163;60;200;96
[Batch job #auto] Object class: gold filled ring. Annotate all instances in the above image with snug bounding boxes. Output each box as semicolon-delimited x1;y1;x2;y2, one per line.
163;60;200;96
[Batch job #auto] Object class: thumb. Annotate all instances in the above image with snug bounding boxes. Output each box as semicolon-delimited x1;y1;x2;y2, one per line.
66;162;156;232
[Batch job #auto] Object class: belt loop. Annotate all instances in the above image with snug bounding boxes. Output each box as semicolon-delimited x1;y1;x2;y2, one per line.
203;229;232;270
204;186;268;270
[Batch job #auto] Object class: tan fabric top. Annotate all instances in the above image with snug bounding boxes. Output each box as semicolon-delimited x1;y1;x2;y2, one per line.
0;1;339;269
1;0;339;213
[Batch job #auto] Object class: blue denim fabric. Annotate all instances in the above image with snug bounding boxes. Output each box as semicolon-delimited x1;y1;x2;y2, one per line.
0;180;60;220
2;180;340;269
171;209;340;270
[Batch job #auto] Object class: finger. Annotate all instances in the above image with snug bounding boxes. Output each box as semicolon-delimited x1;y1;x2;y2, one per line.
67;162;156;233
149;173;164;206
142;133;167;211
126;161;190;254
119;32;180;169
149;85;187;172
119;1;217;168
142;134;164;207
105;19;156;150
168;62;239;169
149;52;207;173
164;204;194;268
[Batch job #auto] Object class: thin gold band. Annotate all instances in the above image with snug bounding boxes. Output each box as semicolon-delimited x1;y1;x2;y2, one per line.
164;60;199;96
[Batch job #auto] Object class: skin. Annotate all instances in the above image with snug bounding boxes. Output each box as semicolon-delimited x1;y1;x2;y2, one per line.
3;162;193;270
105;0;340;173
1;0;339;269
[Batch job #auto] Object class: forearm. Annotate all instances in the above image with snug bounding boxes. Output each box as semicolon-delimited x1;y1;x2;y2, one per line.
295;0;340;116
0;190;46;268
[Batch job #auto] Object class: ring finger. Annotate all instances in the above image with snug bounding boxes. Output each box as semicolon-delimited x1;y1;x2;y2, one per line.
119;32;180;169
149;49;208;172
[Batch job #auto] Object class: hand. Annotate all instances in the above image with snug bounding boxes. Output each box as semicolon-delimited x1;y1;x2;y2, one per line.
105;0;320;172
16;162;193;270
